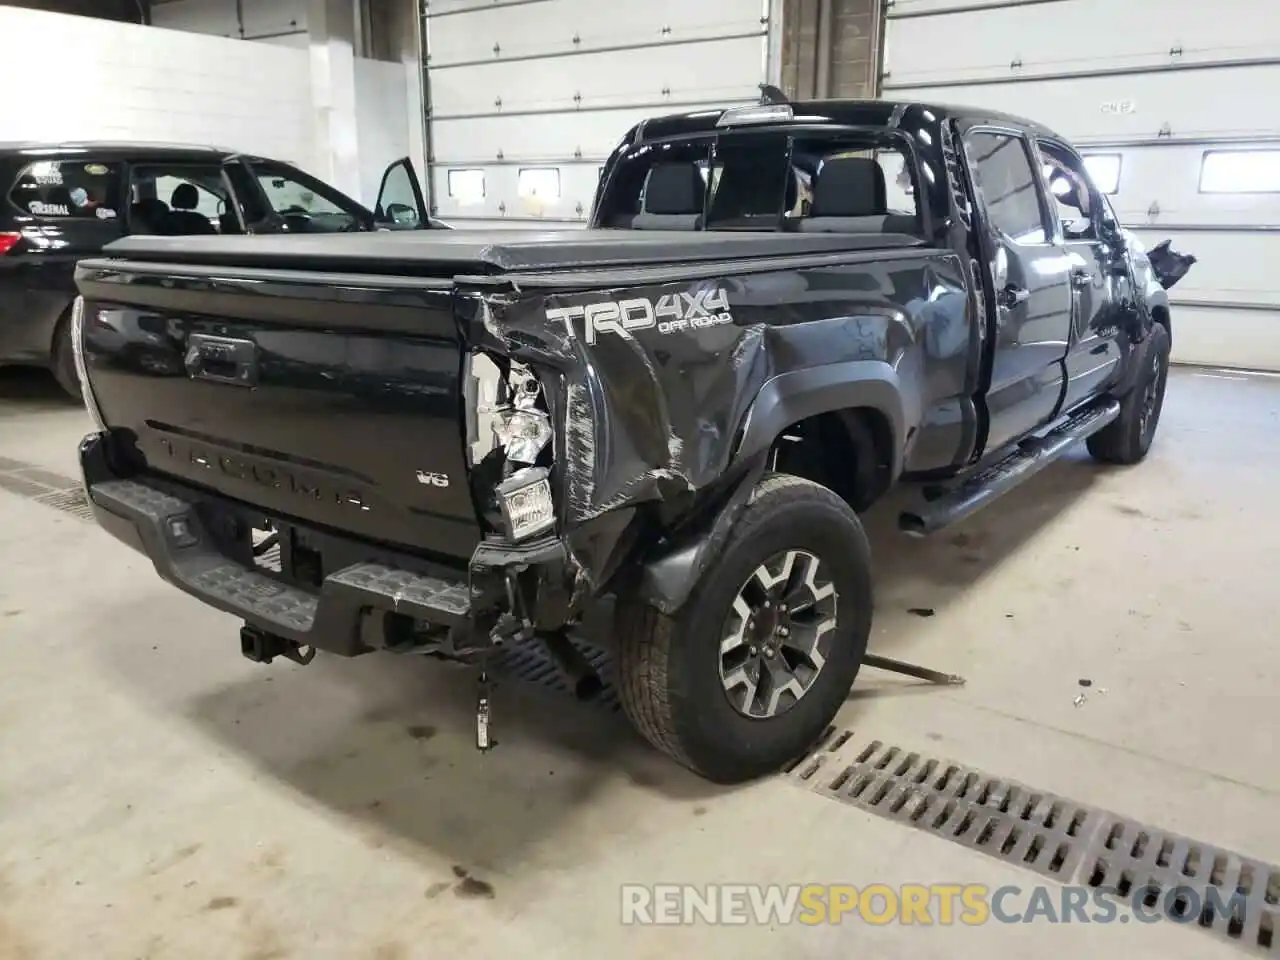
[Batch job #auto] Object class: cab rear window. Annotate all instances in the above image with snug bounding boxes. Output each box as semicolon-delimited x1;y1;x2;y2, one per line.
595;131;921;236
7;160;122;221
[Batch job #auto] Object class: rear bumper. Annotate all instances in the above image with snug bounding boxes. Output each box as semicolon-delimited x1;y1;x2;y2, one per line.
79;432;571;657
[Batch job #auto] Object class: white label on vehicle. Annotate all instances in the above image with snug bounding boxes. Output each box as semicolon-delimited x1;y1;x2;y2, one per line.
29;201;70;217
546;288;733;345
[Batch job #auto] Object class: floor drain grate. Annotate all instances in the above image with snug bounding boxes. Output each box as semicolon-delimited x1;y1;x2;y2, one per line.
1082;819;1279;953
0;472;55;499
0;456;90;518
785;728;1098;882
32;487;95;521
784;728;1280;954
492;637;621;712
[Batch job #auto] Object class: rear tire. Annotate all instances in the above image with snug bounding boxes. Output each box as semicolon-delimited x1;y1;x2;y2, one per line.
1087;322;1170;465
615;473;872;783
51;308;80;398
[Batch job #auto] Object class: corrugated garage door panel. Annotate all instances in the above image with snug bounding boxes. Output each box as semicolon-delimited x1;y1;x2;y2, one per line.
426;0;769;227
781;0;881;100
884;0;1280;370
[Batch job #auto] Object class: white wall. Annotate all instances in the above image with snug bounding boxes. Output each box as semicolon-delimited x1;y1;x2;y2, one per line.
0;5;420;213
150;0;311;46
354;59;412;207
424;0;770;228
0;6;316;170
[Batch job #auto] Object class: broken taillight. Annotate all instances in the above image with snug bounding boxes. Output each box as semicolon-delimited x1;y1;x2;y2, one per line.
0;232;21;256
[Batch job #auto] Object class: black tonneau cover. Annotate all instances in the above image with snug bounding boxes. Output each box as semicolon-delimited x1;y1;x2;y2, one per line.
101;229;924;276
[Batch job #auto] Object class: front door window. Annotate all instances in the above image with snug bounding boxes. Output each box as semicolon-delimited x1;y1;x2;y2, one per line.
252;164;364;233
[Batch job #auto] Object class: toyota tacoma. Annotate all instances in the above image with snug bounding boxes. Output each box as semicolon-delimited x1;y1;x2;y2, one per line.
71;98;1194;783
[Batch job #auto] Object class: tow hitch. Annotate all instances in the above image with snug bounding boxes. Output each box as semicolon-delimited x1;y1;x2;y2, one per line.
239;624;316;666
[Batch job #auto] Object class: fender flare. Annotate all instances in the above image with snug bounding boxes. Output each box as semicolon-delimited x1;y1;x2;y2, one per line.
634;360;908;614
736;361;908;479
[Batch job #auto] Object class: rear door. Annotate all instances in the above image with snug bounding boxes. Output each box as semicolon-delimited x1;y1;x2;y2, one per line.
0;155;124;363
373;158;430;230
959;126;1074;453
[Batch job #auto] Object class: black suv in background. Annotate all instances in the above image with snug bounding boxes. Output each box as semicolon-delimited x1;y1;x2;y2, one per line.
0;142;440;394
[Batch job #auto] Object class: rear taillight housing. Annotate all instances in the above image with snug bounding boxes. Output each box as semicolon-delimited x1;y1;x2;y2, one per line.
0;232;21;256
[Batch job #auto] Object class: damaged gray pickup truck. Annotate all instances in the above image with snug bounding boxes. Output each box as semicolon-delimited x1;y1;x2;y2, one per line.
72;98;1194;783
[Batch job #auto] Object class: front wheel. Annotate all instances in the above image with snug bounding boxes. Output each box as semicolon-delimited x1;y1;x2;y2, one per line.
1087;321;1171;465
615;474;873;783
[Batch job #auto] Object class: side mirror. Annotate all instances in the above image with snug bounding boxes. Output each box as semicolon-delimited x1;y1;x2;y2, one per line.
385;202;418;225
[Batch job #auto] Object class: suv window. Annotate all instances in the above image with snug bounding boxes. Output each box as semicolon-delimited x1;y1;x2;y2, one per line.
129;164;234;236
252;163;363;233
8;159;122;222
963;132;1049;245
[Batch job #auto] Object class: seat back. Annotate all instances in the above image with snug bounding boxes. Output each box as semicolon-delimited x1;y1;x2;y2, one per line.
798;157;912;234
631;163;704;230
167;184;217;235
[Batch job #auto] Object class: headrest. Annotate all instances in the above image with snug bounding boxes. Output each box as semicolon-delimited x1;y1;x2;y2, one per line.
171;183;200;211
642;163;703;215
811;157;887;217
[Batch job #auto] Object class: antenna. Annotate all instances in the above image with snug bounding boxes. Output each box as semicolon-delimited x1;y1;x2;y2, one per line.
758;84;789;105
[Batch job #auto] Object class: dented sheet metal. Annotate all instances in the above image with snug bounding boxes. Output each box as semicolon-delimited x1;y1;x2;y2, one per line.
1144;238;1198;291
488;278;768;527
466;249;974;596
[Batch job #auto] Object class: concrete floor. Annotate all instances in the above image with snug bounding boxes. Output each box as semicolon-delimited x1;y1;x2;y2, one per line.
0;366;1277;959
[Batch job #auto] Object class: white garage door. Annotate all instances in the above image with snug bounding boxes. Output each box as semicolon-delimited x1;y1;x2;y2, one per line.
424;0;772;229
883;0;1280;371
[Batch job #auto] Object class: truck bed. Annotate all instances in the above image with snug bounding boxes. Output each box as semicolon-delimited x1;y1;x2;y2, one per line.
101;228;924;277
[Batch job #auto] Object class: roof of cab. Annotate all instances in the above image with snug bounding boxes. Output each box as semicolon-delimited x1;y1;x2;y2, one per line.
635;98;1062;143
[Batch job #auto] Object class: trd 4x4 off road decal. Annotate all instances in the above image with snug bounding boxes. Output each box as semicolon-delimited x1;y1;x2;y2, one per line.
546;288;734;344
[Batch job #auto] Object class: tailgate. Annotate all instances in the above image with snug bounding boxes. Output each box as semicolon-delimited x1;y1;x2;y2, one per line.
74;258;481;560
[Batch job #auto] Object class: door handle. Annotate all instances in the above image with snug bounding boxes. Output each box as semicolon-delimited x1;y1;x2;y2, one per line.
1071;269;1093;288
184;334;258;387
996;283;1030;308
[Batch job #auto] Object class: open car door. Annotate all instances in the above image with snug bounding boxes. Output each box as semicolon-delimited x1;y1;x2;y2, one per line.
373;157;431;230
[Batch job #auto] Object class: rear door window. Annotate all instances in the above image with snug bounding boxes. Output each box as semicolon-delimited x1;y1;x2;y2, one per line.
129;164;235;235
8;159;122;222
963;132;1050;245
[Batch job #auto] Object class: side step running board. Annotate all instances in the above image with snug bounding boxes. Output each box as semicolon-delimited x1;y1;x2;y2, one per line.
898;398;1121;537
